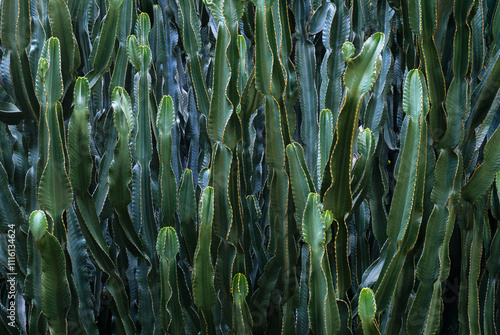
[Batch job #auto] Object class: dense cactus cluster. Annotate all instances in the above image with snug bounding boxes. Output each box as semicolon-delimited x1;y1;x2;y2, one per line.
0;0;499;334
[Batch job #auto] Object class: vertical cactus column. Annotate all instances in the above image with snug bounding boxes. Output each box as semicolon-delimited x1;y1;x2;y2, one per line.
302;194;340;334
127;13;161;333
407;150;461;334
157;227;184;334
36;37;73;244
69;76;135;334
202;1;244;326
252;1;299;332
29;210;70;335
374;69;428;312
157;95;177;226
323;33;385;298
193;186;217;335
231;273;253;333
109;87;145;258
359;288;380;335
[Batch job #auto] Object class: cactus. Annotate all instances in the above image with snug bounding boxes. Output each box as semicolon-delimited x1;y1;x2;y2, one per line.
231;273;252;334
193;186;217;335
359;287;380;335
157;226;183;334
302;194;340;334
29;210;70;334
0;0;499;334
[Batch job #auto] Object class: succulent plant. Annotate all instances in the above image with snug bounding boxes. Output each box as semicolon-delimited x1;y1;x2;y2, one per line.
0;0;499;334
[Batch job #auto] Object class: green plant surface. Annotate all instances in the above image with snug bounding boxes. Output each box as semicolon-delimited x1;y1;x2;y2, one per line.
0;1;499;334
